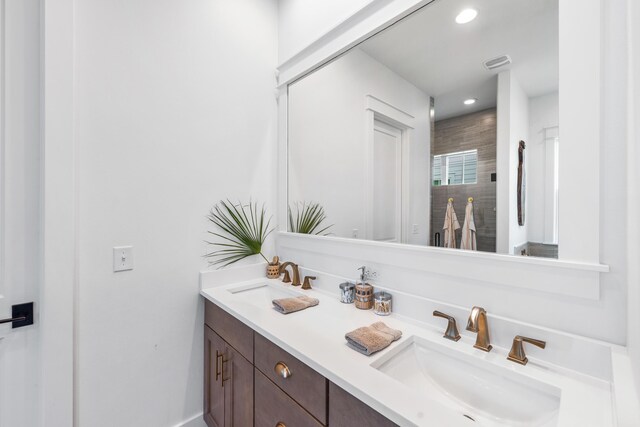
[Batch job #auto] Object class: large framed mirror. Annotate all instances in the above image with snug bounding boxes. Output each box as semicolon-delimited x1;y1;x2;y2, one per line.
287;0;562;259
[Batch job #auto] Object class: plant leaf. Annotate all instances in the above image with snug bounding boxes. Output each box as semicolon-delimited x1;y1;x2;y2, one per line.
205;200;273;268
288;201;333;236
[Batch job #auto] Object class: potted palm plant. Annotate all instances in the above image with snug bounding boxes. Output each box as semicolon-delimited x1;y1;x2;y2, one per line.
205;200;279;276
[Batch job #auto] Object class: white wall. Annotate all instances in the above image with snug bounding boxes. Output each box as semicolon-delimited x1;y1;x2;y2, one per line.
628;0;640;400
288;48;431;244
277;0;630;345
527;93;559;244
41;0;76;423
278;0;374;63
497;70;529;254
73;1;277;426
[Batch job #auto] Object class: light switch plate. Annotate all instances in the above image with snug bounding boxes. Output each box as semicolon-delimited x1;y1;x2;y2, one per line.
113;246;133;272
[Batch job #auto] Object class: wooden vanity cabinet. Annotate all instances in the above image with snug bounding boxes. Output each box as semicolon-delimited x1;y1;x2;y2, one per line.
203;299;396;427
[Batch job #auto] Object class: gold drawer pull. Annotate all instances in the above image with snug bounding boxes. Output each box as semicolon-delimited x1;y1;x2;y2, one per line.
215;351;223;382
274;361;291;379
276;423;286;427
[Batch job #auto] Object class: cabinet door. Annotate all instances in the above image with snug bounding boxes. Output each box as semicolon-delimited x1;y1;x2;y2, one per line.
222;343;254;427
329;382;398;427
204;326;226;427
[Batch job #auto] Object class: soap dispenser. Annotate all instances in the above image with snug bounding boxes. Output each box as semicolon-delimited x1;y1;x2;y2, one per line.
354;266;374;310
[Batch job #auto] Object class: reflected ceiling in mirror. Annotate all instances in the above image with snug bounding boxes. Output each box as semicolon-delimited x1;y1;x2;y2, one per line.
287;0;559;259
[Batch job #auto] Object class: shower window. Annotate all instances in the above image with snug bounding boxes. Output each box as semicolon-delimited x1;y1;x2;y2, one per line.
432;149;478;186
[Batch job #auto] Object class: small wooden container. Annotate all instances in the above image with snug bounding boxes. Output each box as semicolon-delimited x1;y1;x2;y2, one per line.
266;263;280;279
354;283;373;310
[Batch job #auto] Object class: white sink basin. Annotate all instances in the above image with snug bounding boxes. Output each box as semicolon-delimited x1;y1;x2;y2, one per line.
372;336;561;426
226;282;303;308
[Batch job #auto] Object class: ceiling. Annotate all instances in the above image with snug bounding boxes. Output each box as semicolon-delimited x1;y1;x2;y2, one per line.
359;0;559;120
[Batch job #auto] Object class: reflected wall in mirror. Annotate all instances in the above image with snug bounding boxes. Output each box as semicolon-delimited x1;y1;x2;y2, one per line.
288;0;559;258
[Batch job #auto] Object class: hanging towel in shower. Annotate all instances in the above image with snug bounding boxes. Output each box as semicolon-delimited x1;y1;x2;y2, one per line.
443;200;460;248
460;201;477;250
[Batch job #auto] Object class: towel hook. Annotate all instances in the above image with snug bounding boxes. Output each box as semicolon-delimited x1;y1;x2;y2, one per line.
448;197;454;203
468;197;474;203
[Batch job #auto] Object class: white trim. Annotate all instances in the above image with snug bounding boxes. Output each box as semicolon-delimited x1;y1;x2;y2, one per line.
276;0;435;87
558;0;601;262
277;232;608;272
365;95;415;129
277;232;606;300
277;86;288;232
40;0;75;424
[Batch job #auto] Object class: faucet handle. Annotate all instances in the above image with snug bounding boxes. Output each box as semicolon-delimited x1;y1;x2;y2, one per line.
433;311;461;341
282;269;291;283
507;335;546;365
302;276;316;290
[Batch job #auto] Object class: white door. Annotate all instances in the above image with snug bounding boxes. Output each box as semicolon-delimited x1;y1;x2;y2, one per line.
372;120;403;242
0;1;42;426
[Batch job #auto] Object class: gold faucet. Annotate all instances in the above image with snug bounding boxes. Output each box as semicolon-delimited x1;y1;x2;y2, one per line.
279;262;301;286
507;336;546;365
466;306;492;352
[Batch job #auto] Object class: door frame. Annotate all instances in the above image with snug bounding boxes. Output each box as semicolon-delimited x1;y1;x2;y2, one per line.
40;0;76;424
364;95;415;243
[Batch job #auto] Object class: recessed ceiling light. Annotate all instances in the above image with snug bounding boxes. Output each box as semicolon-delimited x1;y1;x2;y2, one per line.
456;9;478;24
464;98;477;105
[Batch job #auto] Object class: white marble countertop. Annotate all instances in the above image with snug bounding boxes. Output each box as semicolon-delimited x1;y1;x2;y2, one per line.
201;271;616;426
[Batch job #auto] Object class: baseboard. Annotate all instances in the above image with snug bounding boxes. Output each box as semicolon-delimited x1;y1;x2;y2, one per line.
175;413;206;427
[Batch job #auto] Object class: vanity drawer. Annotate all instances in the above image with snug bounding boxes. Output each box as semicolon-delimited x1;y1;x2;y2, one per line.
255;368;324;427
204;300;253;363
254;333;327;425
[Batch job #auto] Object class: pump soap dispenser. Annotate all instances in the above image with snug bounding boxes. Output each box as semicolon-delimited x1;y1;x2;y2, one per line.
354;266;374;310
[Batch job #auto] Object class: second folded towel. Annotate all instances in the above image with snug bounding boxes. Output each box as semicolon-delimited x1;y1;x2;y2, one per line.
345;321;402;356
272;295;319;314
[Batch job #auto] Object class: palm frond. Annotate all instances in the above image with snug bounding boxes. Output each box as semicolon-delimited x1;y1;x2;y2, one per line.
205;200;273;268
288;202;333;235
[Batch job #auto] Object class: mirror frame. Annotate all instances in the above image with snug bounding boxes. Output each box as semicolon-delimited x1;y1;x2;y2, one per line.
276;0;608;299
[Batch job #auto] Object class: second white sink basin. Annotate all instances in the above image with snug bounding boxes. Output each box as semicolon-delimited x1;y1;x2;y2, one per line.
372;336;561;426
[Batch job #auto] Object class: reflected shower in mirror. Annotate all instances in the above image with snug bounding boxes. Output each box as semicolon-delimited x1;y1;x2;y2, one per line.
288;0;559;258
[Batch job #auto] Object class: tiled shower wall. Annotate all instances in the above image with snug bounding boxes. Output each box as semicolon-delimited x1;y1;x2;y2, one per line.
430;108;497;252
